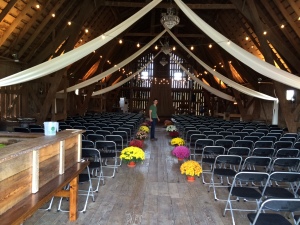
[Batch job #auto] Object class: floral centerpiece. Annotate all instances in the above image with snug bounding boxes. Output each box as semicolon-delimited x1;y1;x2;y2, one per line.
171;137;185;146
136;130;148;140
172;146;190;159
129;139;143;148
164;120;173;127
180;160;202;181
120;146;145;166
139;125;150;133
166;125;177;132
169;131;180;138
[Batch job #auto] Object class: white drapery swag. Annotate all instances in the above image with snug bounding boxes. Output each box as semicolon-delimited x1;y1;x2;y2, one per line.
58;30;166;93
169;54;234;102
91;51;161;96
0;0;162;87
174;0;300;90
167;28;278;102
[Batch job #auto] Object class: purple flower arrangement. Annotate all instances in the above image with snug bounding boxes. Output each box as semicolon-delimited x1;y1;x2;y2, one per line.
172;146;190;159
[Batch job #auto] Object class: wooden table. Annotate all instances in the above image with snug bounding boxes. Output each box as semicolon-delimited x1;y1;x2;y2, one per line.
0;129;84;223
1;161;89;225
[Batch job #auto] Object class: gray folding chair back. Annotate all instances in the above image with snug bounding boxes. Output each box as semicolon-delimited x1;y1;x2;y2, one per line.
252;147;275;157
241;156;272;172
253;141;274;149
260;172;300;199
247;198;300;225
208;155;243;201
223;172;269;225
235;139;253;149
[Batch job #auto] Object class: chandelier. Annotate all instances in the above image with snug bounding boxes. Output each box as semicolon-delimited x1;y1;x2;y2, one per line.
160;8;180;29
160;57;168;66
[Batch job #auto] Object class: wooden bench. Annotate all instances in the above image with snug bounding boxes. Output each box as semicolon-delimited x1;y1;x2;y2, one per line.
1;161;89;225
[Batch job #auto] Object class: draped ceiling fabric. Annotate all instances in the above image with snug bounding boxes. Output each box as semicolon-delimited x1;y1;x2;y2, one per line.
166;29;278;102
91;51;161;96
169;54;234;102
174;0;300;90
59;30;166;93
0;0;162;87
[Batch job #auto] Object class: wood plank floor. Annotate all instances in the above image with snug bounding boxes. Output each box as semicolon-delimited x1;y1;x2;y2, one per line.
24;125;250;225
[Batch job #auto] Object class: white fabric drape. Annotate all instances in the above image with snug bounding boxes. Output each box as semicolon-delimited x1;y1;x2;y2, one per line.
174;0;300;90
167;29;278;101
0;0;162;87
59;30;166;93
169;54;234;101
92;51;161;96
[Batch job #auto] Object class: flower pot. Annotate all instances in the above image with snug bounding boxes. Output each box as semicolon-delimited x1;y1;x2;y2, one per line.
177;158;184;161
127;161;136;167
187;176;195;182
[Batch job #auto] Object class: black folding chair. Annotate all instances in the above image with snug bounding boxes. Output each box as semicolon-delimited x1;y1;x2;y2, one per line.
252;147;275;157
192;139;214;160
253;141;274;149
208;155;243;201
82;148;104;191
215;139;234;152
235;140;254;149
259;172;300;199
223;172;269;225
275;148;300;158
94;140;118;178
247;198;300;225
241;156;272;172
200;146;225;184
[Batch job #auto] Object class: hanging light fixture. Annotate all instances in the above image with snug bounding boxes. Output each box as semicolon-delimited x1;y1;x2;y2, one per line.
160;57;168;66
160;8;180;29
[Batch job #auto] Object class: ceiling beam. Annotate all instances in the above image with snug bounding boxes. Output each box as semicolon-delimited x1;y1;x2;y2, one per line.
97;2;236;9
124;32;205;38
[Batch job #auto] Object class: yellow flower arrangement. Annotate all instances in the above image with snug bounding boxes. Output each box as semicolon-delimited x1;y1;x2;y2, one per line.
180;160;202;177
171;137;185;146
139;125;150;133
120;146;145;163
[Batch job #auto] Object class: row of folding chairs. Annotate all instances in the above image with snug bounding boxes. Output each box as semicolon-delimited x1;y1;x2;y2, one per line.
221;171;300;225
190;138;300;159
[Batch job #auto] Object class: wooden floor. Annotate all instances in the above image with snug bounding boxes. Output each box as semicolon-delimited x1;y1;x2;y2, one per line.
24;125;250;225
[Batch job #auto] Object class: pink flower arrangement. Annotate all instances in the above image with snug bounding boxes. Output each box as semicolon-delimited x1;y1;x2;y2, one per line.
169;131;180;138
172;146;190;159
129;139;143;148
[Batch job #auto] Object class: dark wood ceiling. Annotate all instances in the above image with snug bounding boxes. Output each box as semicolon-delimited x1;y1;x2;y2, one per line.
0;0;299;91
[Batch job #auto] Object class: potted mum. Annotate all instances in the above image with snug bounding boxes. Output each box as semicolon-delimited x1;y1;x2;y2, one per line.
139;125;150;133
120;146;145;167
129;139;143;148
164;120;173;127
180;160;202;182
166;125;177;132
171;137;185;146
136;130;148;141
172;146;190;161
169;131;180;138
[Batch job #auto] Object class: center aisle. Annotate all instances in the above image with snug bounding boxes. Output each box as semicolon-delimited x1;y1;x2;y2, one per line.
25;124;248;225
